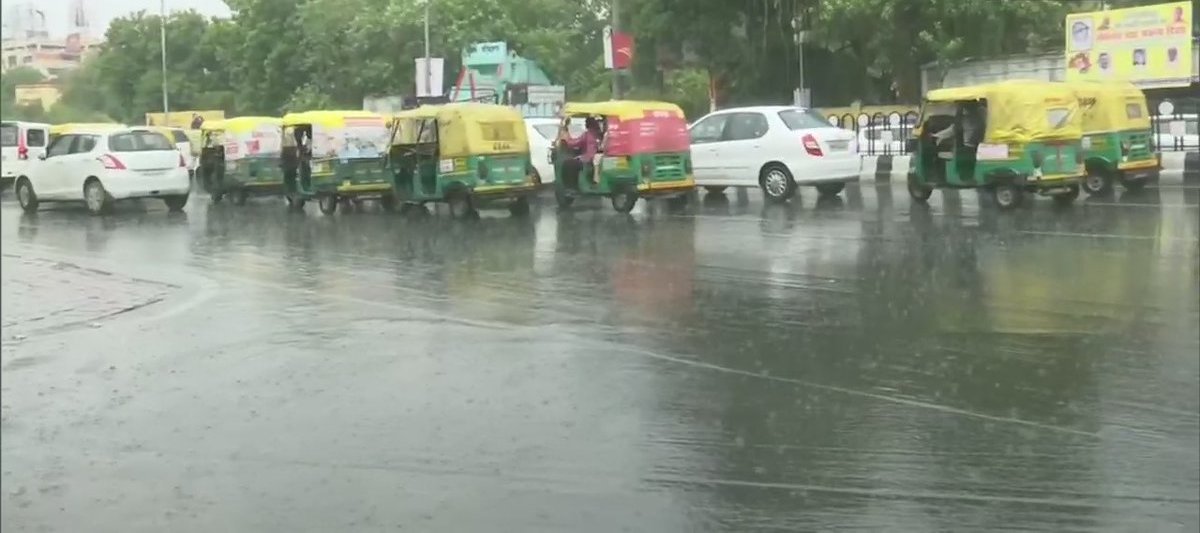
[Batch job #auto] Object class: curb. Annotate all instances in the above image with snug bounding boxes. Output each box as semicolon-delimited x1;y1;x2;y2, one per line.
861;152;1198;185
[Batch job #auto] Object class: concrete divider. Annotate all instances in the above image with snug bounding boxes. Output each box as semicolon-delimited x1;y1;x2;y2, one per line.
860;152;1198;185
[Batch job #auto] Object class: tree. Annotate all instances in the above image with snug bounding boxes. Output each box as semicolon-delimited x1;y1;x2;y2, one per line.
1;66;47;118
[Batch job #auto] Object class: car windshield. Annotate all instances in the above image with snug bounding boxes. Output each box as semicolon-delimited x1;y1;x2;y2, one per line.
0;124;18;147
778;108;833;130
109;131;175;152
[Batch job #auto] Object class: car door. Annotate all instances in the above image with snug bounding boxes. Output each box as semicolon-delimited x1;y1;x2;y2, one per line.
717;112;771;184
58;134;99;200
37;134;76;198
688;113;730;185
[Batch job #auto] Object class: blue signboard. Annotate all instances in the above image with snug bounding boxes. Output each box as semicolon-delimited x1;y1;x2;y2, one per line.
463;41;508;67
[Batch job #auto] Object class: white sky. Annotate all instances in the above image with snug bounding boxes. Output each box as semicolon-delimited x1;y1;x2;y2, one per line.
1;0;231;38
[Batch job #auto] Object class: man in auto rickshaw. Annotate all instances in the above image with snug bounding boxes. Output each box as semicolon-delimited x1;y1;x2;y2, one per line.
552;101;695;214
907;80;1085;210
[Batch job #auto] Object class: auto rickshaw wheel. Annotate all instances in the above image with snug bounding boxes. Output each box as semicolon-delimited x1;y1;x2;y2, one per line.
759;164;796;203
1052;184;1080;206
231;189;249;206
380;194;397;212
285;194;305;211
1119;174;1147;192
1082;168;1113;196
554;186;575;209
211;192;224;204
318;195;339;215
447;191;475;219
509;196;531;217
610;187;638;213
906;174;933;203
989;184;1024;210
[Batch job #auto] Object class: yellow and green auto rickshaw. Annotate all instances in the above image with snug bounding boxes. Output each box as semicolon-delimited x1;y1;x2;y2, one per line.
1063;81;1158;195
49;122;126;139
907;81;1086;209
386;103;538;218
196;117;285;205
280;110;392;214
552;101;695;213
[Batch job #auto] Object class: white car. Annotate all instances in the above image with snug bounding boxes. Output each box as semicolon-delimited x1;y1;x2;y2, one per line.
1;120;51;193
14;127;191;215
524;117;584;185
157;126;198;173
688;106;860;202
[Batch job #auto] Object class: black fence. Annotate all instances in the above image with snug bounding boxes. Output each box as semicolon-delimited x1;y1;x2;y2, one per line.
829;97;1199;156
1147;97;1199;153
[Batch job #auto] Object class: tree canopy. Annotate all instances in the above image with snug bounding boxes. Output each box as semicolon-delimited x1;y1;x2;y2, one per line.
2;0;1179;123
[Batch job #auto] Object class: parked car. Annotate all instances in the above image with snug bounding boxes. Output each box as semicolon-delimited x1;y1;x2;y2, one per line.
1153;114;1199;152
688;106;860;201
14;126;191;215
524;117;583;185
1;120;51;193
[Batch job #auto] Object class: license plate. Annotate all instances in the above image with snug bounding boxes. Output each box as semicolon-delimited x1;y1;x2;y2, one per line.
828;141;849;151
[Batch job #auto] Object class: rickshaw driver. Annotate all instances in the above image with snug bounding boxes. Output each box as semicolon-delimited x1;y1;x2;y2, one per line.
559;116;603;189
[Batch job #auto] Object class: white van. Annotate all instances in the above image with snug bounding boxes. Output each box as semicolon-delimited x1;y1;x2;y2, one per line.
1;120;51;192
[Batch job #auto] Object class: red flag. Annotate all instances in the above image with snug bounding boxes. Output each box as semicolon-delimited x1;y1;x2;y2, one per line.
612;31;634;70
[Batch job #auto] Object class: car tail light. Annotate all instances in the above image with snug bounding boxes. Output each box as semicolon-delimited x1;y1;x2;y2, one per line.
98;154;126;170
17;146;28;160
802;134;823;157
178;153;187;168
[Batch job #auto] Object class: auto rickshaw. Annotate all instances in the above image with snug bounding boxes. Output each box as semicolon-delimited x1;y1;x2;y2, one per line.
280;110;392;214
907;81;1085;209
196;117;285;205
552;101;695;213
386;103;538;218
1062;81;1158;195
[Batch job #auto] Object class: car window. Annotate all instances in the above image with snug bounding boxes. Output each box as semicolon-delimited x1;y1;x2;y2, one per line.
778;108;832;130
110;131;174;152
690;114;729;144
0;124;17;147
46;134;75;157
70;135;98;154
26;128;46;147
723;113;769;141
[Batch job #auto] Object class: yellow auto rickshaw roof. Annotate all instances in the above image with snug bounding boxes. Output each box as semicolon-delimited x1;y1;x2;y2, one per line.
50;122;125;135
924;80;1082;143
208;116;283;132
1059;81;1150;132
281;110;386;127
390;102;529;158
563;100;685;120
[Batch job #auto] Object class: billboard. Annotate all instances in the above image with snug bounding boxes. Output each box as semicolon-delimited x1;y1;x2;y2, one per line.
1065;1;1194;88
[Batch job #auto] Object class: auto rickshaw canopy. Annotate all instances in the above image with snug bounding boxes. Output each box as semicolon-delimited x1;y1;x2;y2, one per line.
562;100;685;120
50;122;125;135
924;80;1083;143
203;116;283;133
390;102;529;158
281;110;386;128
1060;81;1150;133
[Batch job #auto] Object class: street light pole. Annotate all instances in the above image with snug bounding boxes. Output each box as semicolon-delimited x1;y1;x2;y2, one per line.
160;0;169;122
423;0;431;99
611;0;621;99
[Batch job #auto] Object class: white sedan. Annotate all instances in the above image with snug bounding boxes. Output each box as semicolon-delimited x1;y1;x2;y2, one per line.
14;127;191;215
688;106;860;202
524;117;584;185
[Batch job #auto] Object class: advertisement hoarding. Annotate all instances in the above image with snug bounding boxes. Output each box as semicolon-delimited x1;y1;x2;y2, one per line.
1065;1;1194;88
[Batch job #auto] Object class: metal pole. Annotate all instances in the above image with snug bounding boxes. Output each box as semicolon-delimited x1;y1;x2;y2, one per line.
160;0;169;121
611;0;621;99
423;0;431;99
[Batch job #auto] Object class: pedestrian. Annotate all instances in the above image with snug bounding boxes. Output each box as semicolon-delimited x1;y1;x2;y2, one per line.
190;113;204;130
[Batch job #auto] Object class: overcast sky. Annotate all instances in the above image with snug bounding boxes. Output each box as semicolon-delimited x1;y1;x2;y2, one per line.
1;0;231;38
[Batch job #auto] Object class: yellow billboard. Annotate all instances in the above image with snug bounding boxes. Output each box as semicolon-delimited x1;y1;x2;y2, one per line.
1065;1;1193;88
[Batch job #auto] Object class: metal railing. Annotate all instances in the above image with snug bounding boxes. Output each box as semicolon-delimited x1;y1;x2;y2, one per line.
1148;97;1199;153
828;111;920;156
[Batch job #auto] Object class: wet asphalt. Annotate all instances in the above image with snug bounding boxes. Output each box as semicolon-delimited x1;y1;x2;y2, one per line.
1;182;1198;532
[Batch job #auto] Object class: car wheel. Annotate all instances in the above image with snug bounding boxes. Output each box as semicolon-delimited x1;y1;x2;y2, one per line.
15;178;39;213
84;179;113;215
318;195;338;215
1082;168;1113;196
815;182;845;197
704;186;727;194
759;164;796;203
163;194;189;212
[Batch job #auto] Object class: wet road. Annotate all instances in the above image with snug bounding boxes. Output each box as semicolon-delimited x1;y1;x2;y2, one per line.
2;184;1198;532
